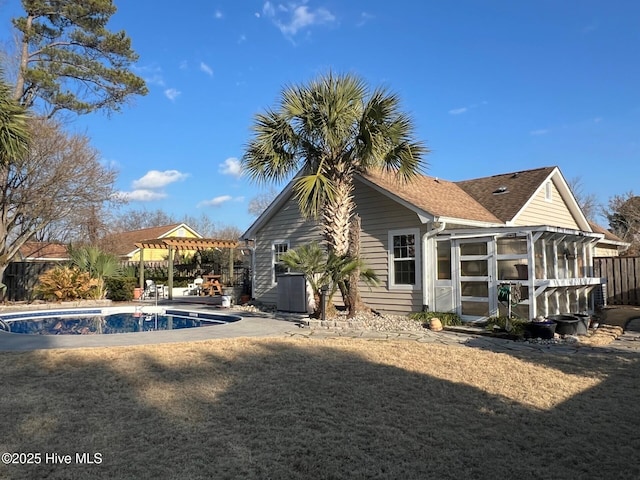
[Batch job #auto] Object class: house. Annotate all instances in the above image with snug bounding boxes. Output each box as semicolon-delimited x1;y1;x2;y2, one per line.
242;166;628;322
17;242;70;262
103;223;202;262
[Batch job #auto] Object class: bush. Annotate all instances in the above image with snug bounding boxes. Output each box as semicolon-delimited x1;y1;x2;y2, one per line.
105;276;137;301
409;311;462;327
485;316;528;338
35;266;99;301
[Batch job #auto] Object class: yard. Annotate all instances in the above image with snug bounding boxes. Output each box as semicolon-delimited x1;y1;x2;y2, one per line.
0;337;639;479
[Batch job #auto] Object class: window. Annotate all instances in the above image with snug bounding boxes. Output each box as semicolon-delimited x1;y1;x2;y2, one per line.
389;229;420;289
437;240;451;280
272;241;289;284
545;181;553;202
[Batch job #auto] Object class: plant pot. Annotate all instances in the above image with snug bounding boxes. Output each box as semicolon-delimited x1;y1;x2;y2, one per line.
524;321;556;340
547;314;580;336
571;314;590;335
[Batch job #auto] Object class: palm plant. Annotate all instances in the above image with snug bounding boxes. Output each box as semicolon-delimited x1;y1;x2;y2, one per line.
280;242;378;318
243;72;427;315
0;67;30;166
67;245;122;299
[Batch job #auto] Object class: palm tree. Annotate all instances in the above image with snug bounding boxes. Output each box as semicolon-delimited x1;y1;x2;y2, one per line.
0;67;30;166
280;242;378;318
243;72;428;315
67;245;122;299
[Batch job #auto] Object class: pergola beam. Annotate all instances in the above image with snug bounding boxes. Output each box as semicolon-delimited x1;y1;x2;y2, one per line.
133;237;241;300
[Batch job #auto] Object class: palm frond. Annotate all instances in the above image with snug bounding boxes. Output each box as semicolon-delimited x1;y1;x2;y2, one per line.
293;173;336;219
0;68;30;166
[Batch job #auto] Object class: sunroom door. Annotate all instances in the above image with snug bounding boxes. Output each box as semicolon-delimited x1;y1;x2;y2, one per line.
455;238;497;321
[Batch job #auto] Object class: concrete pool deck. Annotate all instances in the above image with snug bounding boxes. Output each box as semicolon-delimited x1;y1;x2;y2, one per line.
0;301;299;351
1;298;639;354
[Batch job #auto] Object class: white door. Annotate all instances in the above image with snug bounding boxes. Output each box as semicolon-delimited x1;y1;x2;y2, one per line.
454;237;497;321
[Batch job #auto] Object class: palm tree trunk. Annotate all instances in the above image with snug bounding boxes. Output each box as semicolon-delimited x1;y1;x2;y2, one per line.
322;176;355;313
322;177;354;256
346;214;364;318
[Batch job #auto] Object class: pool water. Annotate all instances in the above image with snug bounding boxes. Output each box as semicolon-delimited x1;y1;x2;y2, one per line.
2;309;239;335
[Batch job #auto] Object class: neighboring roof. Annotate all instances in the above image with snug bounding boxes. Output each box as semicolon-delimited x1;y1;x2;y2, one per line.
589;222;628;246
105;223;201;257
455;166;557;223
18;242;69;261
359;170;502;224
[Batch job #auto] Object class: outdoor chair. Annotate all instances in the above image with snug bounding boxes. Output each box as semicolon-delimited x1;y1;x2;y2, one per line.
142;280;157;299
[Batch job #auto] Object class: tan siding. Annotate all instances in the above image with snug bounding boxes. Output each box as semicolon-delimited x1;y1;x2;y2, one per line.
354;178;425;315
514;182;579;229
594;245;621;257
253;196;322;306
253;179;427;314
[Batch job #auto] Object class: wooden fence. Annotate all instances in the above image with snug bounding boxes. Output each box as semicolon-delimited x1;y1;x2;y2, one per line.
3;261;58;302
593;256;640;306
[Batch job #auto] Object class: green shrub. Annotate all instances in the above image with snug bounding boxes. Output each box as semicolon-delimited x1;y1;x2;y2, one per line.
485;316;528;337
105;276;137;301
409;311;462;326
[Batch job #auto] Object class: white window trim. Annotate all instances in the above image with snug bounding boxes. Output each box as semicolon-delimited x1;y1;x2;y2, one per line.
272;240;290;285
388;228;421;291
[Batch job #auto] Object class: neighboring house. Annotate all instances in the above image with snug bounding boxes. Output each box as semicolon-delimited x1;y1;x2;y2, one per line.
103;223;202;262
242;166;628;321
17;242;70;262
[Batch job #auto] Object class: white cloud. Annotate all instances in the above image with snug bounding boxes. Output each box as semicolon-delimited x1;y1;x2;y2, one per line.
449;101;487;115
530;129;549;136
134;64;165;87
214;9;223;19
262;1;335;36
219;157;243;178
357;12;374;27
200;62;213;76
164;88;181;101
117;190;167;202
199;195;233;207
133;170;189;189
449;107;467;115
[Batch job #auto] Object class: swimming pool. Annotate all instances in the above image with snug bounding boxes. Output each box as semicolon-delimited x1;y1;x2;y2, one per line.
0;307;241;335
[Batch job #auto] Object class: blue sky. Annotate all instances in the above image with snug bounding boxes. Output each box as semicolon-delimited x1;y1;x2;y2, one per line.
2;0;639;231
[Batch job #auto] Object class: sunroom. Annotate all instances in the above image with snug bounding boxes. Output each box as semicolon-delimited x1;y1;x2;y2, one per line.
430;225;605;322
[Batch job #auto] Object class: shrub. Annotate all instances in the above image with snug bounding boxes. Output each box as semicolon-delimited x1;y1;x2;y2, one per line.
35;266;99;301
409;311;462;327
485;316;528;338
105;276;137;301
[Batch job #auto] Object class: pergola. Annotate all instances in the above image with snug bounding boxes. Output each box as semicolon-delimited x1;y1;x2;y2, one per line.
134;237;240;300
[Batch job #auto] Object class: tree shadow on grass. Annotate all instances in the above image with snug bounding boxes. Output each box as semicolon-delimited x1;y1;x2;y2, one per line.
0;337;639;480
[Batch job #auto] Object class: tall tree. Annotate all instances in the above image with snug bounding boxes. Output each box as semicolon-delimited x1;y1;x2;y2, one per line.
11;0;147;117
243;72;428;315
0;115;117;281
568;176;599;222
606;192;640;255
247;188;278;217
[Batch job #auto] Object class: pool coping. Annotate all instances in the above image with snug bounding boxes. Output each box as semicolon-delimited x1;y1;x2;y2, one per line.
0;301;298;351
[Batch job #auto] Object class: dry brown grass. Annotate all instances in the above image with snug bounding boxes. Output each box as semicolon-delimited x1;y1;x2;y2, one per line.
1;337;639;479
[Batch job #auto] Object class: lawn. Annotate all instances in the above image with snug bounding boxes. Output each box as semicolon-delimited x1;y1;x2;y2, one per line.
0;337;639;479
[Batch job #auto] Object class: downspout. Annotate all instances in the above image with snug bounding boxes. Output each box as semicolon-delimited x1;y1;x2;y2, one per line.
246;240;256;300
422;221;446;311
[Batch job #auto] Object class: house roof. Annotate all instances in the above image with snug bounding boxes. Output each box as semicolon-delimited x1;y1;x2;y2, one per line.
589;222;627;245
105;223;200;257
18;242;69;261
359;170;502;224
242;165;621;248
455;166;556;222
